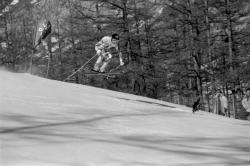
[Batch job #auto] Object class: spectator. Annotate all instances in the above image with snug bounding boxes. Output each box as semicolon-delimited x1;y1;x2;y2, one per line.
192;94;201;113
213;90;228;116
220;92;228;117
242;88;250;120
213;90;221;115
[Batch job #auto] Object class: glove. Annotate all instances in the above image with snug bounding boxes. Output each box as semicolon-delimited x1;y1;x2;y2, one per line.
96;50;102;56
120;61;124;66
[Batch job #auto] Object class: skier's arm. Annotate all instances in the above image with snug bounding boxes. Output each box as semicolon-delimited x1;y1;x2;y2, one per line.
95;38;104;49
95;38;105;56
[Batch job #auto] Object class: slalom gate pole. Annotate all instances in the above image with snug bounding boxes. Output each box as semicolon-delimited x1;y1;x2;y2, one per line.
64;54;98;82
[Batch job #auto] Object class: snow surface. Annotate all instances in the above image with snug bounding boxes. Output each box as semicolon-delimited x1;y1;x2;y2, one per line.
0;70;250;166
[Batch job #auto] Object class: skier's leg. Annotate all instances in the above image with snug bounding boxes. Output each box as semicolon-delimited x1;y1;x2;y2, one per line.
100;52;112;72
94;56;103;71
93;47;104;71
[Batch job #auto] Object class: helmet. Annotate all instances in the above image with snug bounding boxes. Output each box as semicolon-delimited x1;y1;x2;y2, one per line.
112;33;119;40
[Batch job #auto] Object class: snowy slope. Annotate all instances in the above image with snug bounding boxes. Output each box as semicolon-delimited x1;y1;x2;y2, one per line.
1;70;250;166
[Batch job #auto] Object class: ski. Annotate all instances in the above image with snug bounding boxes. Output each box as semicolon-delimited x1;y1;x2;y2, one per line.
84;72;121;78
104;64;124;79
109;64;121;73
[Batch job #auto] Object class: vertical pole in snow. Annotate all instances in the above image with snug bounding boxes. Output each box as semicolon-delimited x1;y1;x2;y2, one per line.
46;51;50;78
30;20;38;74
232;93;237;119
30;50;33;74
46;34;52;78
30;28;36;74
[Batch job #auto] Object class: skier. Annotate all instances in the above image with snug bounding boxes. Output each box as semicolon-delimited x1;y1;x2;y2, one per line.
92;34;124;73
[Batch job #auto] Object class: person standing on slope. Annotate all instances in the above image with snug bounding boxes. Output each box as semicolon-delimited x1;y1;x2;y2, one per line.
93;34;124;73
242;88;250;120
192;94;201;113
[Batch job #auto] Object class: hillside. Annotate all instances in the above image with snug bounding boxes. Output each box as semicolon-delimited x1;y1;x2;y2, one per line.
1;70;250;166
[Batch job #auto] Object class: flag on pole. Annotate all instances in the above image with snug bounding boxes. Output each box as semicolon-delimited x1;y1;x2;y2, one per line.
34;20;52;47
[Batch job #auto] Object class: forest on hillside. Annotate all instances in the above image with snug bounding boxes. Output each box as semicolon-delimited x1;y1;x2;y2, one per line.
1;0;250;119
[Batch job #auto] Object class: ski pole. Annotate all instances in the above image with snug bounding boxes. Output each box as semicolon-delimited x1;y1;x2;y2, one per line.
106;64;123;79
64;54;98;81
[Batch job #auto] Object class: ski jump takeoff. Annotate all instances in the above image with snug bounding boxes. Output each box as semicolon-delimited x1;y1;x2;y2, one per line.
92;33;124;73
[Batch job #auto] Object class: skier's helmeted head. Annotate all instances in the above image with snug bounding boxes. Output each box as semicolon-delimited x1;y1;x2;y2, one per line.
111;33;119;44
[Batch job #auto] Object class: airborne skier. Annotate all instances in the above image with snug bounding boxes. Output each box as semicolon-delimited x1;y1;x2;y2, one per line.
92;34;124;73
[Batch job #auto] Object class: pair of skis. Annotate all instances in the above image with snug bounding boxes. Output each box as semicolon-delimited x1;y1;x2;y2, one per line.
64;54;122;81
84;64;123;78
84;70;121;78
